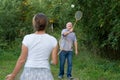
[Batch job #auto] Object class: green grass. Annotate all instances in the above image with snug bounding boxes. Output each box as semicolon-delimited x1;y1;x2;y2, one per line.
0;51;17;80
1;50;120;80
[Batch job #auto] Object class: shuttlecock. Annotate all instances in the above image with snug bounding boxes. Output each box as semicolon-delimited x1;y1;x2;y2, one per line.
71;4;75;8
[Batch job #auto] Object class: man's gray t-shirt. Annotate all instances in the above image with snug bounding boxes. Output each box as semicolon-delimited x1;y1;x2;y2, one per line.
59;29;77;51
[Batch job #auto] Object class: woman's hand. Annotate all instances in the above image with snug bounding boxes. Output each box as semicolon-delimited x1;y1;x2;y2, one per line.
6;74;15;80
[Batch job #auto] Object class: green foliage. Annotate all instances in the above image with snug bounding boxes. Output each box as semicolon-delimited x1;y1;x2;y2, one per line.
0;0;120;59
0;0;80;49
38;0;77;28
0;0;22;48
77;0;120;59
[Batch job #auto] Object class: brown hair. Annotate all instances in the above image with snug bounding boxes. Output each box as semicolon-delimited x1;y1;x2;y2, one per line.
32;13;48;31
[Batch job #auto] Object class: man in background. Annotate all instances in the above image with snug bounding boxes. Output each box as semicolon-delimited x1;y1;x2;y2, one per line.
58;22;78;80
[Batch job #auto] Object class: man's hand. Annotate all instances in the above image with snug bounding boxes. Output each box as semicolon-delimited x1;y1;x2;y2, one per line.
75;50;78;56
69;28;73;33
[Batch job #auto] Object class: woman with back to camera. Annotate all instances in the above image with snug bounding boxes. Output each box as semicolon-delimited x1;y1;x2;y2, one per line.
6;13;58;80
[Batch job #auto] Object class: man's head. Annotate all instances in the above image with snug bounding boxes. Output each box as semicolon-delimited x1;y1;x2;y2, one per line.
66;22;73;30
32;13;48;31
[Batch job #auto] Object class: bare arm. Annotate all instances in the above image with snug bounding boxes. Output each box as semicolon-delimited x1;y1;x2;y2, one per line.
74;41;78;55
63;28;73;36
51;44;58;65
6;44;28;80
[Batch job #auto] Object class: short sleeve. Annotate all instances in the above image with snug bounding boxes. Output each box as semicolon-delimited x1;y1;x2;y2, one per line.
61;29;68;37
61;29;65;35
73;33;77;42
22;35;29;47
52;37;57;48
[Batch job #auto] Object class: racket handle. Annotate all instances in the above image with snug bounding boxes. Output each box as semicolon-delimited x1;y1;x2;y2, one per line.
73;20;77;29
58;50;61;55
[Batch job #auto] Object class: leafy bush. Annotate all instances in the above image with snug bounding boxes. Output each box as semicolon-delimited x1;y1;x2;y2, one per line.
0;0;22;48
0;0;120;59
77;0;120;59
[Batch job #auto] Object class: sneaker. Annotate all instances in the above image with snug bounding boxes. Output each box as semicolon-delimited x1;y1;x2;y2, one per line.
67;77;74;80
58;76;63;80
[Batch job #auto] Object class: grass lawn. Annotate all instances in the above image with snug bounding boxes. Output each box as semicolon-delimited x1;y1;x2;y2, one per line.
1;50;120;80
